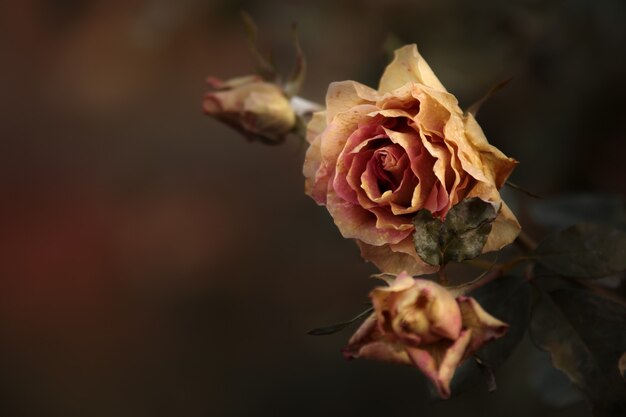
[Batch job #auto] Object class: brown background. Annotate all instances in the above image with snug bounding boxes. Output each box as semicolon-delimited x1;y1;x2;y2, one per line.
1;1;624;416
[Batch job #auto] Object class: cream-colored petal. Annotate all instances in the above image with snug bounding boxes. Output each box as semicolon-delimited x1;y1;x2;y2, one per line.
405;329;472;399
357;238;438;276
306;111;327;144
464;112;517;188
242;90;296;135
378;44;447;93
433;329;473;398
465;182;521;253
326;81;376;121
484;200;521;252
343;314;412;365
303;134;325;202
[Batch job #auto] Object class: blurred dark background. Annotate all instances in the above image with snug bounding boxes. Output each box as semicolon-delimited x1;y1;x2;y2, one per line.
0;1;624;416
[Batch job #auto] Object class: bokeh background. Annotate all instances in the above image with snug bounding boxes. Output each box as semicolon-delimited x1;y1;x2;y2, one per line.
1;0;625;416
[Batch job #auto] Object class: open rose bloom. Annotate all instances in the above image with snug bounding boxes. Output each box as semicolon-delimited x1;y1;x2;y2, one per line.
304;45;520;274
343;272;508;398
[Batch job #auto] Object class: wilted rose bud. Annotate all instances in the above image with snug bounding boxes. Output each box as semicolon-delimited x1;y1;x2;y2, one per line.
203;75;297;144
343;272;508;398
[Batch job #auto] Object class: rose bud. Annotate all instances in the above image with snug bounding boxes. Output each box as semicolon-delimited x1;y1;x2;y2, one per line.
203;75;297;144
303;44;520;275
342;272;508;398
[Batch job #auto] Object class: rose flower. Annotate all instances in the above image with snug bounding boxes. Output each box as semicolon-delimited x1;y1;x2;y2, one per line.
303;44;520;274
343;272;508;398
203;75;296;144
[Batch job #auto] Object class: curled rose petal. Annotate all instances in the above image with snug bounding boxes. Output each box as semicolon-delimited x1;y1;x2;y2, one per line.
303;44;520;274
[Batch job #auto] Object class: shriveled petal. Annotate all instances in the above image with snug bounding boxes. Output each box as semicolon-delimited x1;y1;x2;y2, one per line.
377;279;461;344
345;340;412;365
326;189;410;245
356;238;438;276
465;182;521;252
306;111;327;144
305;105;376;204
464;112;518;188
383;127;437;211
405;329;473;398
378;44;447;93
457;296;508;354
303;134;326;203
326;81;377;121
204;82;281;115
242;90;296;136
484;200;521;252
343;314;412;365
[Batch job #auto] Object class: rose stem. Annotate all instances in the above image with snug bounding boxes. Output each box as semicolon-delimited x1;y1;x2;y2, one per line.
437;266;449;285
515;230;537;252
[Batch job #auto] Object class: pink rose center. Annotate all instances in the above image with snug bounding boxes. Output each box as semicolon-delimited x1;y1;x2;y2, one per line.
370;143;406;193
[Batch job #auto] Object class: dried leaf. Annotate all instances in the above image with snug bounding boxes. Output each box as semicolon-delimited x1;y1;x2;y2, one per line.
441;198;497;264
412;209;442;266
283;23;307;97
448;275;531;396
530;287;626;416
412;198;497;267
531;223;626;279
240;11;278;80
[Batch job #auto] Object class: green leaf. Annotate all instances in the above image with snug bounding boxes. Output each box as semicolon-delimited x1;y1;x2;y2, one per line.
530;287;626;416
412;198;497;266
307;307;373;336
531;223;626;279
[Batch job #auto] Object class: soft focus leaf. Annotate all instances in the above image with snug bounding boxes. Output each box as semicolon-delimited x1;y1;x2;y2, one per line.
531;223;626;279
412;198;496;266
449;275;531;395
240;11;278;80
529;348;585;408
471;275;531;368
412;209;442;265
441;198;497;264
283;23;306;97
307;307;373;336
530;287;626;416
529;193;625;230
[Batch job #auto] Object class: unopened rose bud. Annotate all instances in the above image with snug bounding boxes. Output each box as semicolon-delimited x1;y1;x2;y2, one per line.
343;272;508;398
203;75;296;144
